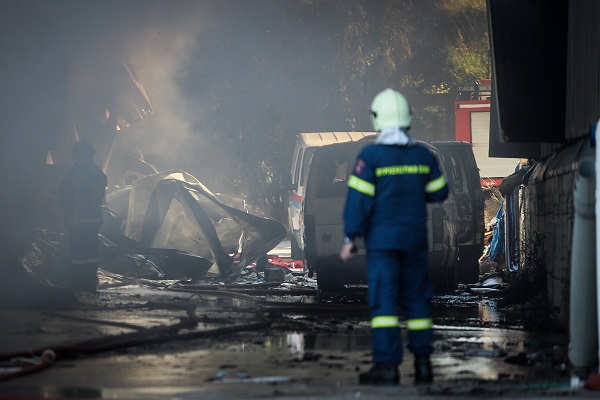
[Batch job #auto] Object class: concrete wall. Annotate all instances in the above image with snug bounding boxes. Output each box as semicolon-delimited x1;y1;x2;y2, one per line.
519;137;594;325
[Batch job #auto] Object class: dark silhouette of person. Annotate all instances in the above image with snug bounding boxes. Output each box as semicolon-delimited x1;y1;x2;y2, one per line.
58;139;107;291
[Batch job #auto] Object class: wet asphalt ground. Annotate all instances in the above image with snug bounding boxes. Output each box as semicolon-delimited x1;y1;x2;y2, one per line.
0;242;598;399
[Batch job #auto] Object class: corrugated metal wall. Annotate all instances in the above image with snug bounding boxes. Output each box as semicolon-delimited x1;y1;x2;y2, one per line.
520;138;593;325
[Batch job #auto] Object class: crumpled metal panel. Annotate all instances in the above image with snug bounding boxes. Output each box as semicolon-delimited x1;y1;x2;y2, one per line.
108;170;286;278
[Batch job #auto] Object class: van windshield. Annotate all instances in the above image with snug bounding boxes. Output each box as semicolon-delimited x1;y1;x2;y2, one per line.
431;143;475;195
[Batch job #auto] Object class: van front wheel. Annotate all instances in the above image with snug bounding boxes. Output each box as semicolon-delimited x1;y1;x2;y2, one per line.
316;266;344;293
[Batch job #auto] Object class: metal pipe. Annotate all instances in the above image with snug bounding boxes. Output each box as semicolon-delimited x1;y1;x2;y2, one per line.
569;157;598;373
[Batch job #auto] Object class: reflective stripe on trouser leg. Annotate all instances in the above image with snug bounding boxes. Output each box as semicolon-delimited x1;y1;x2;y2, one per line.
371;316;400;328
398;249;434;356
367;249;403;365
406;318;433;330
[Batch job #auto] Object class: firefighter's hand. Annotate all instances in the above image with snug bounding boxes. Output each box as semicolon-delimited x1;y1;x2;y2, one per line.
340;242;357;262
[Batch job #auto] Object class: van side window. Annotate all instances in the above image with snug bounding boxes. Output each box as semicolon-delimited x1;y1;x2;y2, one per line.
447;155;464;194
334;160;349;183
299;149;314;185
293;148;304;185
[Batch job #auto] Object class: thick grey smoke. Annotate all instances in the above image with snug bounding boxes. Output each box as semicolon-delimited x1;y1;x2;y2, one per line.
115;1;218;176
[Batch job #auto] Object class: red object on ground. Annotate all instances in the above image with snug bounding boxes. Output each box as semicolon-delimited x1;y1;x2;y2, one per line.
585;373;600;390
583;374;600;391
0;349;56;382
267;255;303;269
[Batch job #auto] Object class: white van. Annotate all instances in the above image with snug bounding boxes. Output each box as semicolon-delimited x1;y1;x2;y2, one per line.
288;132;484;293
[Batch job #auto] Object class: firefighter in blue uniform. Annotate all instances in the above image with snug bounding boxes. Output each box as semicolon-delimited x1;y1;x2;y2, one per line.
340;88;448;385
58;139;107;292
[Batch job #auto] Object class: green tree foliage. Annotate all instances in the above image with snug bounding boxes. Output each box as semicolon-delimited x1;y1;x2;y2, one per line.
439;0;490;84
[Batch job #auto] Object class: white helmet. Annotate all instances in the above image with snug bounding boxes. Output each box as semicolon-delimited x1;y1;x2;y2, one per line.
370;88;412;131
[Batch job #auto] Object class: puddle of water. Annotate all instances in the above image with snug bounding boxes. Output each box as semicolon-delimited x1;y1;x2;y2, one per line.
263;332;372;359
432;293;521;327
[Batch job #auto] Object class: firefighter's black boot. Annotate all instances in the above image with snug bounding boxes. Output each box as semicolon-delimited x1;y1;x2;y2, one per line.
358;363;399;385
414;354;433;384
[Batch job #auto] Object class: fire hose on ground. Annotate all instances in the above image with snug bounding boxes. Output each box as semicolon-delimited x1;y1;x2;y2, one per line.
0;302;272;382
